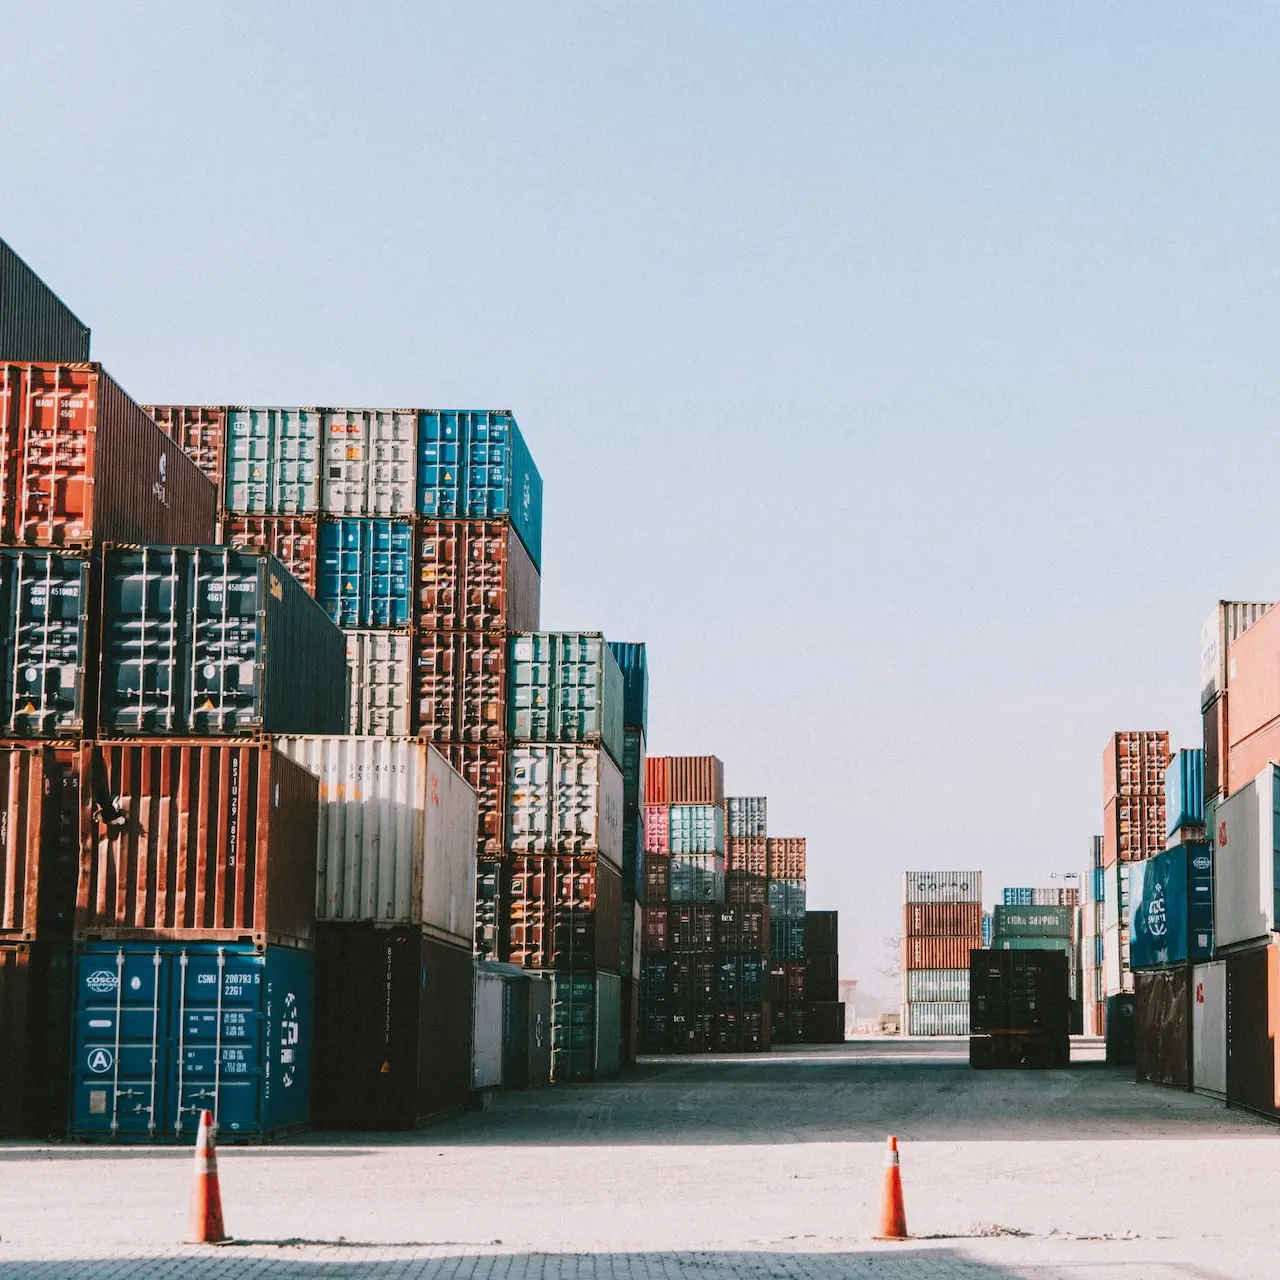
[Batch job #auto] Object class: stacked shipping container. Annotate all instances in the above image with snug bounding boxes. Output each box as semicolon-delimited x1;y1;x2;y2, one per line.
1082;836;1106;1036
901;872;982;1036
802;910;843;1042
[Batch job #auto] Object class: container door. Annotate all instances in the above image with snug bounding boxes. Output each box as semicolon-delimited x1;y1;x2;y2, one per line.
70;947;166;1138
366;411;417;516
500;976;530;1089
1192;961;1227;1097
346;630;413;736
190;549;266;735
472;972;504;1089
320;411;367;516
526;975;552;1086
368;521;413;627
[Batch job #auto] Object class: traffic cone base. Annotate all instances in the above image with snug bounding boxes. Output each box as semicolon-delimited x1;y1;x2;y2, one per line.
188;1110;231;1245
873;1134;910;1240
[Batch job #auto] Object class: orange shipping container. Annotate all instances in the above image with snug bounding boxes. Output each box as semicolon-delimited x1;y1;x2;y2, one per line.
222;515;319;596
1229;718;1280;796
0;748;68;942
1227;608;1280;749
903;903;982;937
902;935;981;970
1102;731;1170;806
767;837;806;879
645;756;724;807
725;836;767;876
144;404;226;489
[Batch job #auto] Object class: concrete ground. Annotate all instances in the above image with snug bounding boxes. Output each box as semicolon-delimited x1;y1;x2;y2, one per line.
2;1038;1278;1277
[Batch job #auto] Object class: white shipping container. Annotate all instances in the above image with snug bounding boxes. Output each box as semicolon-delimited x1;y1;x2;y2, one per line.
1102;863;1131;933
1213;764;1279;950
1191;960;1226;1098
320;408;418;516
1103;924;1133;995
905;968;970;1003
472;967;505;1089
1201;601;1275;710
279;736;478;943
620;899;642;979
905;1001;970;1036
904;871;982;904
346;630;413;735
507;744;624;868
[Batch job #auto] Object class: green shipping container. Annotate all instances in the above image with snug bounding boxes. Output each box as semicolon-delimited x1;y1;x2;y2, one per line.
992;905;1074;941
548;971;621;1082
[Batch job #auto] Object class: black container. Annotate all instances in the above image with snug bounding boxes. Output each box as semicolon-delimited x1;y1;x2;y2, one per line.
969;948;1071;1069
0;941;72;1137
0;238;90;363
802;1001;845;1043
805;953;839;1002
805;910;838;956
312;923;473;1130
97;545;347;736
1105;993;1137;1066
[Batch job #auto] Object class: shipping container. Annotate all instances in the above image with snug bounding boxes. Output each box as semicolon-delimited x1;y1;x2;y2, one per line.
621;727;645;812
645;756;724;807
1102;731;1171;805
1129;842;1213;970
508;633;624;766
0;363;217;546
623;816;643;902
1102;792;1167;866
1228;716;1280;798
1135;967;1191;1089
726;871;767;907
1002;888;1034;906
806;910;838;957
0;941;72;1137
907;1001;969;1036
0;746;76;941
1192;960;1226;1099
76;741;319;948
1103;924;1133;995
97;545;347;737
1226;609;1280;750
620;900;640;979
668;854;725;904
471;963;506;1088
471;961;549;1091
1166;749;1206;838
1204;694;1227;802
69;941;313;1141
982;912;993;947
506;745;623;868
669;804;725;855
224;407;322;516
221;515;319;596
1203;601;1275;710
1033;887;1080;907
669;905;718;953
768;879;806;921
803;1001;844;1043
548;970;621;1082
416;410;543;570
319;408;417;517
992;905;1074;941
1212;764;1280;951
474;858;502;961
277;737;476;942
968;948;1070;1067
502;854;621;973
1103;863;1130;933
416;519;540;632
771;915;805;962
643;805;669;855
767;837;806;879
413;630;506;743
145;405;226;490
643;857;671;908
725;797;767;839
805;953;838;1002
312;924;471;1128
903;903;981;937
906;968;969;1003
0;238;90;362
608;641;648;733
902;935;980;970
345;630;412;736
316;518;413;628
903;871;982;905
725;836;767;876
716;904;769;954
1226;945;1280;1119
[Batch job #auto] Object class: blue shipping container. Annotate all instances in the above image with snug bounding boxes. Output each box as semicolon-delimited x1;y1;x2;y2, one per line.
1129;841;1214;970
1166;749;1206;837
417;411;544;571
1002;888;1034;906
608;642;649;733
316;518;413;628
69;943;312;1142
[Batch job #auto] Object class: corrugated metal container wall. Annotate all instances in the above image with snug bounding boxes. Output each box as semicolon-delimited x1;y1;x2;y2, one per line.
1225;606;1280;748
413;630;506;743
316;518;413;628
1228;717;1280;797
903;903;982;937
69;941;313;1141
1225;944;1280;1119
508;633;624;766
472;964;506;1089
0;238;90;362
76;741;319;947
0;550;91;738
1202;601;1274;710
906;968;969;1003
608;641;648;733
224;407;322;515
1135;968;1191;1089
992;906;1074;940
97;546;348;737
767;837;806;879
1102;730;1171;806
416;519;540;632
547;970;620;1082
669;804;725;854
1166;749;1206;837
416;411;543;571
277;737;476;942
903;871;982;904
144;405;226;490
319;409;417;516
506;745;623;868
1130;842;1213;970
502;854;621;973
0;747;65;941
725;836;767;875
345;630;413;736
1103;924;1133;994
0;364;217;547
645;756;724;807
726;797;767;838
1192;959;1226;1098
0;941;72;1137
439;744;507;857
1204;696;1227;802
222;515;319;596
644;805;670;855
903;935;980;970
906;1002;970;1036
1003;887;1035;906
768;879;806;920
805;910;838;955
1213;766;1277;951
668;854;725;904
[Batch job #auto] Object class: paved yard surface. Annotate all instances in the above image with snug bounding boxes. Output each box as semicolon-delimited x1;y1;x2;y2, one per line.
2;1039;1277;1277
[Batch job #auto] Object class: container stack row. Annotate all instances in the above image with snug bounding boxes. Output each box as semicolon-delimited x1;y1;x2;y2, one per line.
763;833;808;1045
1081;836;1106;1036
901;872;983;1036
801;910;843;1042
989;901;1082;1034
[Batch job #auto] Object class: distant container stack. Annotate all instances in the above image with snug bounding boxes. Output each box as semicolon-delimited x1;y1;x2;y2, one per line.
765;835;807;1044
901;872;982;1036
1082;836;1106;1035
990;900;1081;1033
802;910;842;1042
1200;602;1273;805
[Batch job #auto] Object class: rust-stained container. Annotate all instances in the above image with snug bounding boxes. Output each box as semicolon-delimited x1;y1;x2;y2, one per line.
0;941;72;1137
767;837;806;879
0;746;74;942
1134;967;1191;1089
904;902;983;937
222;514;319;596
0;237;90;363
76;741;319;948
644;805;669;855
414;631;506;743
725;836;767;876
1102;793;1166;867
502;854;622;973
644;755;724;806
643;856;670;907
1102;731;1171;806
438;743;507;858
0;364;217;546
312;923;473;1130
144;405;227;490
416;519;540;632
1226;945;1280;1119
903;934;981;971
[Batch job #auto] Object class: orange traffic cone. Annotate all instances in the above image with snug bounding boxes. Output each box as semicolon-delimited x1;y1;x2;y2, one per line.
188;1110;230;1244
874;1135;910;1240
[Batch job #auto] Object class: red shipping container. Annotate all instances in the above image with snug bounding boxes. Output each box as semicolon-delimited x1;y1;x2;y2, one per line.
767;837;806;879
0;364;216;546
222;515;319;595
413;631;506;743
416;519;540;632
437;743;508;857
502;854;622;973
902;935;981;970
76;741;318;948
144;404;226;490
0;747;72;943
1226;610;1280;749
644;756;724;806
725;836;767;876
1228;718;1280;795
643;805;669;855
1102;731;1170;805
903;903;983;937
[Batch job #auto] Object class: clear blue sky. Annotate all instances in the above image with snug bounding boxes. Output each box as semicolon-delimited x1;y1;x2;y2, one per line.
5;5;1276;1000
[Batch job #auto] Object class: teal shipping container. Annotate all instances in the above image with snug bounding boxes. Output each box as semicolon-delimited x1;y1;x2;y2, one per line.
668;854;725;904
669;804;725;855
548;971;621;1082
315;518;413;628
224;407;322;515
1130;841;1213;970
508;633;624;766
1166;749;1206;837
608;642;648;733
992;905;1074;941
